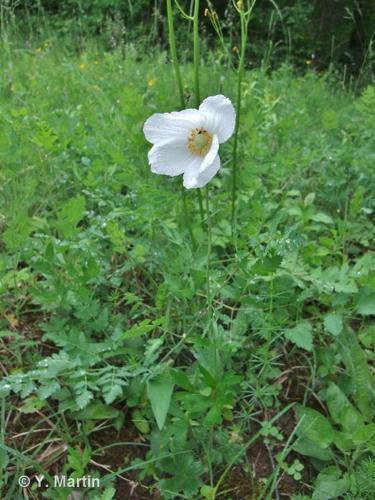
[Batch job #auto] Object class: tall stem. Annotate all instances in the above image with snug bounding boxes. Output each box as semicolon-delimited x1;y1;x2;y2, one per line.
167;0;198;249
205;186;212;323
192;0;205;225
166;0;185;109
193;0;200;106
181;184;196;249
231;6;250;235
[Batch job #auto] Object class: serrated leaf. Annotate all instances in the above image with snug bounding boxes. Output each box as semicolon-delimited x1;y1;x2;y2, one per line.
324;314;343;336
103;384;124;405
121;317;165;340
76;389;93;409
285;321;313;351
55;195;86;238
38;380;61;399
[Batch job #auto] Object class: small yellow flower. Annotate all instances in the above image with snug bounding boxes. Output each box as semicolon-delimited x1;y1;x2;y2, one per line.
36;47;42;53
305;59;312;65
147;79;155;88
79;63;86;70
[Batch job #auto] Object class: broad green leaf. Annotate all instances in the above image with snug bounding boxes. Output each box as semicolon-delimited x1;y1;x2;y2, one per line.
324;314;343;336
296;405;335;448
304;192;316;206
312;466;349;500
310;213;334;224
203;405;222;426
285;321;313;351
352;423;375;444
132;409;150;434
355;287;375;316
338;331;373;421
293;438;333;461
147;371;174;430
74;403;122;420
326;383;361;432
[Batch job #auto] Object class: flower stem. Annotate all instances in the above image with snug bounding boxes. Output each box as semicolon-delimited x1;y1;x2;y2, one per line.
166;0;197;249
205;186;212;323
192;0;205;226
231;2;253;236
193;0;200;106
166;0;185;109
181;183;196;249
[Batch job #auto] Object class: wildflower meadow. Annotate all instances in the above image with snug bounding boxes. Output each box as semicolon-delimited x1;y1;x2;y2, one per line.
0;1;374;499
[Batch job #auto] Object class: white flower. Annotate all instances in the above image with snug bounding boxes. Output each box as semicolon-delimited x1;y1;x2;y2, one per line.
143;95;236;189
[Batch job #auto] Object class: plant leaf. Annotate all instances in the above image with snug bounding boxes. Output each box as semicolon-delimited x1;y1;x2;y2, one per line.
324;314;343;336
285;321;313;351
147;371;174;430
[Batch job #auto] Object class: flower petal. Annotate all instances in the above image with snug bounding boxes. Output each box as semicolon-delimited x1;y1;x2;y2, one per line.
195;154;221;189
148;140;197;177
143;109;205;145
183;135;220;189
199;95;236;143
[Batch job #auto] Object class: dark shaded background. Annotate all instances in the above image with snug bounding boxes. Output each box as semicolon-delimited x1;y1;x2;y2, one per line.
9;0;375;75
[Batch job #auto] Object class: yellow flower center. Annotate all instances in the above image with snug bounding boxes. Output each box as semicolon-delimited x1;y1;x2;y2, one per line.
188;128;213;156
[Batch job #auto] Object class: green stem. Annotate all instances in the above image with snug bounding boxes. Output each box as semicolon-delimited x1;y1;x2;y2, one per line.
205;186;212;323
167;0;198;248
231;6;250;235
197;190;205;229
193;0;200;106
166;0;185;109
192;0;205;225
181;184;196;249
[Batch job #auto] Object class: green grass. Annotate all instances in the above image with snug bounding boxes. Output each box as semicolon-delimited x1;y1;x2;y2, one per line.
0;33;375;499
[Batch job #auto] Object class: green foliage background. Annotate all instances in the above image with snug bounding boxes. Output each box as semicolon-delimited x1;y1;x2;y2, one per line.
5;0;375;76
0;1;374;499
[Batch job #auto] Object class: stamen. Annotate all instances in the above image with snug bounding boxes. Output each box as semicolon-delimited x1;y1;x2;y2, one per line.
188;127;213;156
